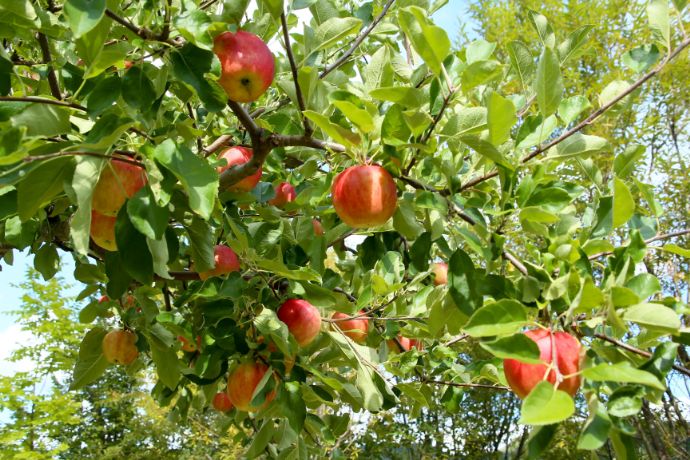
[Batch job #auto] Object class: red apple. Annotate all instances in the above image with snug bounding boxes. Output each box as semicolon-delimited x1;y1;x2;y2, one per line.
92;160;147;216
217;146;262;192
277;299;321;347
102;329;138;365
90;210;117;251
503;329;582;399
198;244;241;280
212;391;233;412
213;31;275;103
268;182;296;207
98;295;110;303
387;336;423;353
124;60;134;69
330;311;369;343
332;164;398;228
312;219;324;236
226;361;276;412
432;262;448;286
178;335;198;353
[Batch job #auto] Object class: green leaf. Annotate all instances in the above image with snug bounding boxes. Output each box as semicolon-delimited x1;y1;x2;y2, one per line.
70;326;109;390
254;308;292;357
34;243;60;280
126;187;169;240
245;419;275;458
519;207;559;224
622;302;680;333
550;133;608;158
442;107;487;138
578;405;611;450
460;135;513;170
612;177;634;228
186;216;215;272
69;156;102;255
487;92;516;145
314;17;361;52
175;9;214;49
115;206;154;284
303;111;360;146
397;6;450;76
528;10;555;48
331;100;375;133
0;126;26;165
660;243;690;258
448;248;482;317
86;74;121;116
461;60;503;92
626;273;660;299
0;54;10;96
64;0;106;38
170;43;227;112
381;104;411;146
17;156;73;221
582;361;665;390
673;0;688;12
535;47;563;117
393;200;424;240
558;95;591;126
153;140;218;220
84;42;129;79
507;41;535;88
147;333;180;390
647;0;670;49
463;299;527;337
82;113;134;150
622;44;661;73
557;26;593;64
519;381;575;425
122;67;156;110
466;39;496;64
369;86;426;108
614;144;645;178
11;104;71;137
479;334;541;363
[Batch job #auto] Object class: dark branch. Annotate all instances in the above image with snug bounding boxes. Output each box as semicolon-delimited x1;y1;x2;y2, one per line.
320;0;396;78
0;96;86;110
424;379;510;391
105;9;155;40
203;134;234;157
281;12;311;136
36;33;61;100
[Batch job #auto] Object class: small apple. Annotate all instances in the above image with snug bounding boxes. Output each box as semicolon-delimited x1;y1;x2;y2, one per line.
330;311;369;343
312;219;324;236
212;391;233;412
213;30;275;102
198;244;241;280
90;210;117;251
277;299;321;347
92;160;147;216
268;182;296;207
102;329;138;365
432;262;448;286
98;295;110;303
124;60;134;69
226;361;276;412
503;329;582;399
387;336;423;353
217;146;262;192
178;335;198;353
332;164;398;228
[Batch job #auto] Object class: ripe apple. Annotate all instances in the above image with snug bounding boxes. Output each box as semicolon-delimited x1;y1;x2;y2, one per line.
330;311;369;343
92;160;147;216
432;262;448;286
332;164;398;228
178;335;199;353
277;299;321;347
217;146;262;192
90;210;117;251
212;391;233;412
387;336;423;353
226;361;276;412
503;329;582;399
102;329;138;365
213;30;275;103
198;244;241;280
312;219;324;236
98;295;110;303
268;182;296;207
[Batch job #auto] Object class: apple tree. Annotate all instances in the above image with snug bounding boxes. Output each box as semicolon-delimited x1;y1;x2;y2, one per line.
1;0;689;456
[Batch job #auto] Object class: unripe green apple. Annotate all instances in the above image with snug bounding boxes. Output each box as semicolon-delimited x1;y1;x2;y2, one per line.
503;329;582;399
213;31;275;102
332;164;398;228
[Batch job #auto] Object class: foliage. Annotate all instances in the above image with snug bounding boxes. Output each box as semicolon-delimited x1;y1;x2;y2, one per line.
1;0;690;457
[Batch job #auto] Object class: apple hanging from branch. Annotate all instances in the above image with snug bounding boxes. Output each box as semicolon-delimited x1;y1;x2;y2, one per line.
277;299;322;347
226;361;276;412
332;164;398;228
431;262;448;286
269;182;296;207
331;311;369;343
102;329;139;365
90;210;117;251
92;160;147;217
217;146;262;192
198;244;241;280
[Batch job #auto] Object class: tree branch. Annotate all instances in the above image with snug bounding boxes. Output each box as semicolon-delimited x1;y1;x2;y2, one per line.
105;8;156;40
502;250;528;276
23;151;144;167
203;134;234;157
594;333;690;378
424;379;510;391
320;0;396;78
0;96;86;110
36;33;61;100
588;229;690;260
281;12;311;136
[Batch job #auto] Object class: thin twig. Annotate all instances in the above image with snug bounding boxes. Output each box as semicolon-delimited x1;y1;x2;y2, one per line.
23;151;143;167
0;96;85;110
588;229;690;260
425;379;510;391
36;33;61;100
186;102;203;153
502;250;529;276
594;333;690;378
105;8;155;40
281;12;311;136
320;0;396;78
203;134;234;157
444;334;469;347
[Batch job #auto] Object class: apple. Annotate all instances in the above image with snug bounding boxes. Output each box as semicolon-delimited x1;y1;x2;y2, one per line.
98;295;109;303
432;262;448;286
268;182;296;207
198;244;241;280
90;210;117;251
213;30;275;103
178;335;198;353
102;329;138;365
387;336;423;353
226;361;276;412
312;219;324;236
277;299;321;347
217;146;262;192
124;60;134;69
212;392;233;412
92;160;147;216
332;164;398;228
503;329;582;399
330;311;369;343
